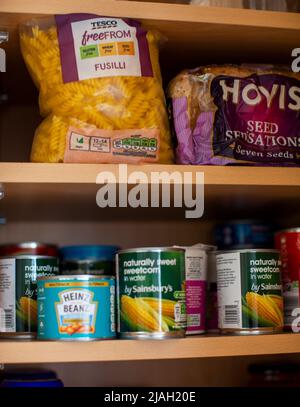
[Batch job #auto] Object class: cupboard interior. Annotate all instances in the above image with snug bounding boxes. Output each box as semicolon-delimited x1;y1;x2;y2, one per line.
0;5;300;111
2;354;300;387
0;4;300;388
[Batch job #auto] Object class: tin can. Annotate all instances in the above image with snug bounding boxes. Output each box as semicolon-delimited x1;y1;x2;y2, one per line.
215;220;274;250
60;245;119;275
37;275;116;341
206;250;219;333
0;370;63;388
275;228;300;331
117;247;186;339
0;243;59;339
0;242;58;257
175;244;216;335
216;249;283;335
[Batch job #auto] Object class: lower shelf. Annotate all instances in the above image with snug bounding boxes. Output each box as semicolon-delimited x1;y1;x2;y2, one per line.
0;333;299;364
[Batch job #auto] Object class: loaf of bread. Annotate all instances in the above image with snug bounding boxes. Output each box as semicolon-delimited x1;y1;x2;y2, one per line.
168;65;300;166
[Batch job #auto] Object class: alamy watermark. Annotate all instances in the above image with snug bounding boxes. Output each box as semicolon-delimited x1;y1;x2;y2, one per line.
292;48;300;73
95;164;204;219
0;32;8;73
291;307;300;333
0;48;5;73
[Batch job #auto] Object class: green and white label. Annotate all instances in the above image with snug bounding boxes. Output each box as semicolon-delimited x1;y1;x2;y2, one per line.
217;252;283;330
0;257;59;333
0;259;16;332
117;250;186;333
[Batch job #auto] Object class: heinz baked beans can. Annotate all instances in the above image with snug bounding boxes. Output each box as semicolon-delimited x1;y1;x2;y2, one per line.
117;247;186;339
37;275;116;340
216;249;283;335
0;243;59;339
275;228;300;331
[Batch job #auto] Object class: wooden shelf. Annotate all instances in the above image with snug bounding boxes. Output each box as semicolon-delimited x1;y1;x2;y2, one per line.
1;0;300;104
1;163;300;186
0;333;300;364
1;163;300;221
1;0;300;29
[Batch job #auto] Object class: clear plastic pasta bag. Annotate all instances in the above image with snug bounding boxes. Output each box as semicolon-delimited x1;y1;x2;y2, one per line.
20;14;173;163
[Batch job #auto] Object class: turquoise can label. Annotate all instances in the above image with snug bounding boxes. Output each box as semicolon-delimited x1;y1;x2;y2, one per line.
37;277;116;340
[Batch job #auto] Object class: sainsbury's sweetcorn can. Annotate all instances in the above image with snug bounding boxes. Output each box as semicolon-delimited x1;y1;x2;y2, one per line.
0;243;59;339
37;275;116;341
117;247;186;339
216;249;283;335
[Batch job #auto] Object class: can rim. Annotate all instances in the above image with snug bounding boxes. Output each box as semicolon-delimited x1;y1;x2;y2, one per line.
174;244;217;252
275;228;300;235
216;249;279;254
0;242;57;249
117;247;185;254
37;274;115;281
0;255;57;259
216;220;269;225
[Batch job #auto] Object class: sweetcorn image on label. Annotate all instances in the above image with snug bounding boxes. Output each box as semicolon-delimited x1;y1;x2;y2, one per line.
216;250;283;332
117;249;186;336
0;257;59;334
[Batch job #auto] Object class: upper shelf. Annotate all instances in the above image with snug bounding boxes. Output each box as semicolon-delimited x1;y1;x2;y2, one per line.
0;333;300;364
1;0;300;29
1;163;300;186
0;163;300;221
1;0;300;103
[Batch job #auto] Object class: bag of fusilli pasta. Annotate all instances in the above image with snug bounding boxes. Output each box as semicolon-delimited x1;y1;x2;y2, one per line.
20;14;173;163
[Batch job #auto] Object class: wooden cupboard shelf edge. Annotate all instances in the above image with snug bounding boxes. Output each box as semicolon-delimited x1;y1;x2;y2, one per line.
0;333;300;364
1;163;300;187
1;0;300;30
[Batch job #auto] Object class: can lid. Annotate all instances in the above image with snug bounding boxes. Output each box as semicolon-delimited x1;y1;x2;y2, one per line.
191;243;217;251
1;380;63;388
173;244;217;253
37;274;115;281
215;219;270;226
216;249;279;254
59;245;119;261
3;370;57;381
0;242;58;256
275;227;300;235
117;247;185;254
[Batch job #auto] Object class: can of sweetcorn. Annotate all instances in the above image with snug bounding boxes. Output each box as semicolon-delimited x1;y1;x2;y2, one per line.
0;243;59;339
117;247;186;339
216;249;283;335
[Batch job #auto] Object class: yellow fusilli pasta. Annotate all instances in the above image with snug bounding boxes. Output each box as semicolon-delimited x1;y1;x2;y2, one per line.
20;16;173;164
